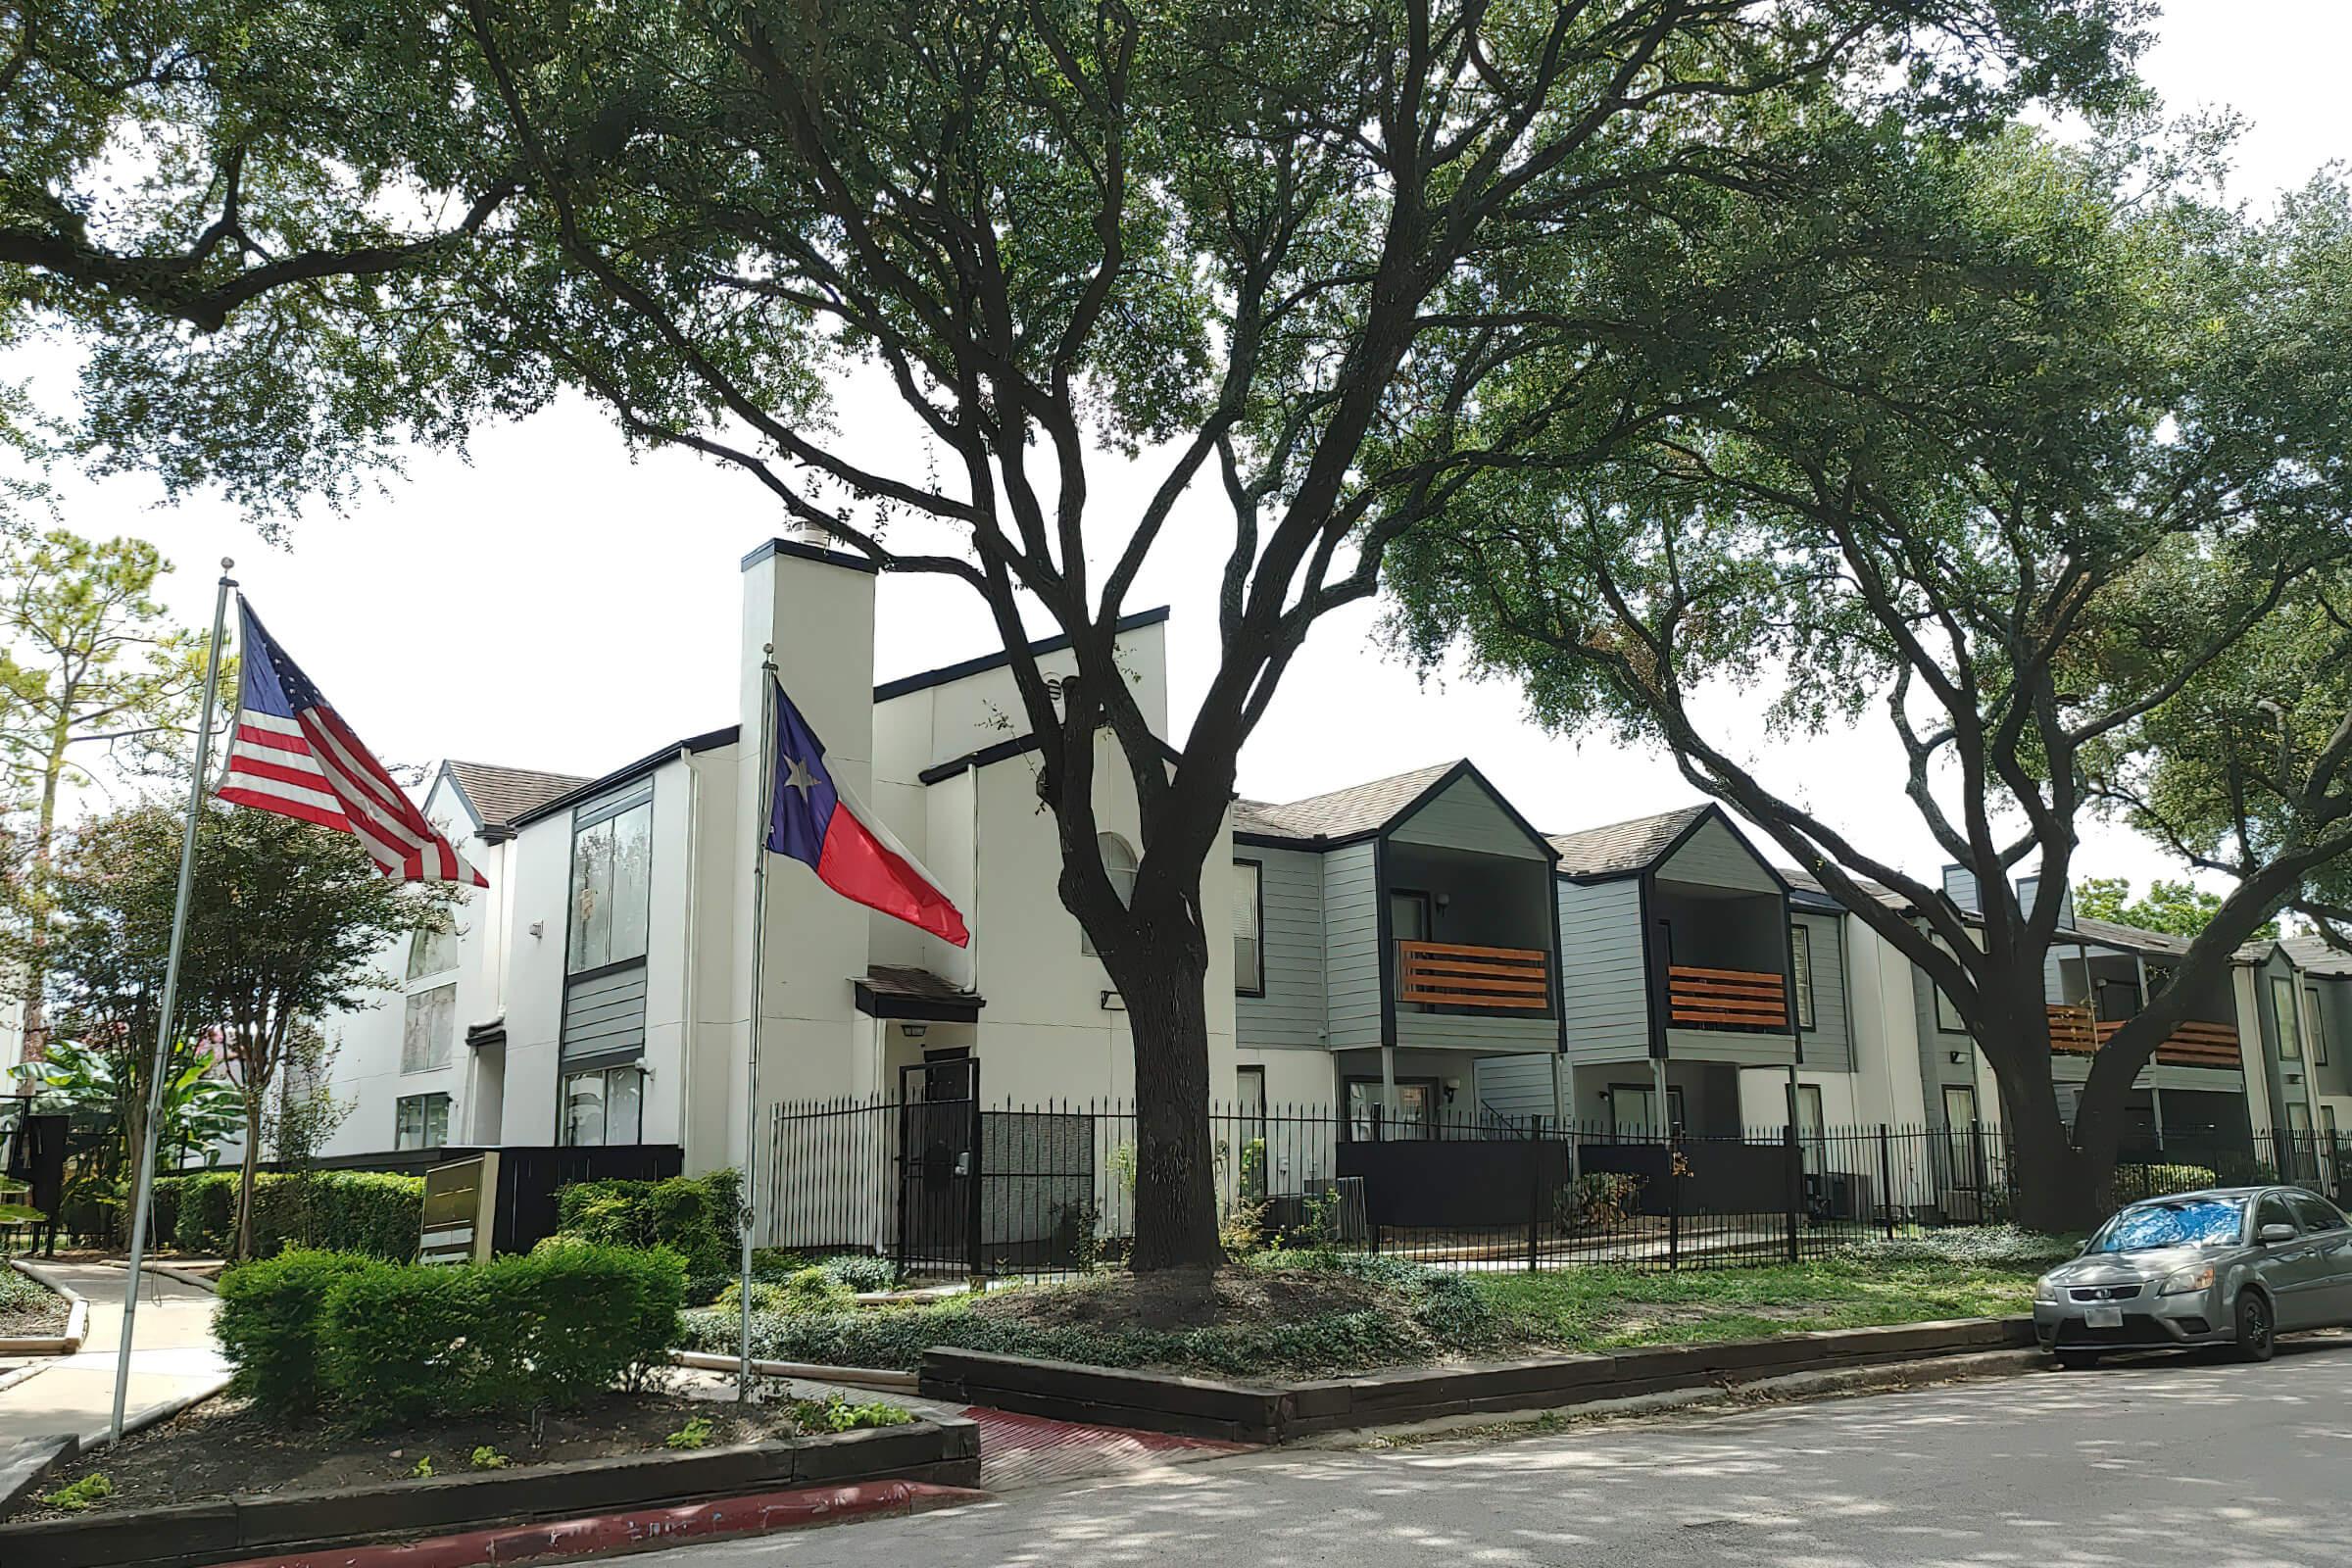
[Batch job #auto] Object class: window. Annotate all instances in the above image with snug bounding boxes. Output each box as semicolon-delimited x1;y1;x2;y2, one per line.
2326;1104;2342;1142
406;921;461;982
563;1063;644;1147
568;791;654;975
1789;923;1815;1031
2308;987;2328;1066
2287;1192;2345;1234
1081;833;1139;956
2285;1100;2314;1137
1345;1077;1437;1141
2272;975;2303;1061
1929;940;1969;1034
1233;860;1263;996
1607;1083;1685;1139
1942;1084;1983;1188
394;1092;450;1151
400;984;456;1073
2256;1191;2299;1237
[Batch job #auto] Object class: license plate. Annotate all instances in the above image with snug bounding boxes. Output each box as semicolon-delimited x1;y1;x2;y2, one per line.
2085;1304;2124;1329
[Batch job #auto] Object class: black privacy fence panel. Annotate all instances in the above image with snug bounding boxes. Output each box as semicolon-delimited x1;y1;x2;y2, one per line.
760;1097;2352;1280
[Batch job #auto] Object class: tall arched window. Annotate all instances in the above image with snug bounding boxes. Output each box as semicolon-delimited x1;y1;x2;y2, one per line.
1083;833;1139;955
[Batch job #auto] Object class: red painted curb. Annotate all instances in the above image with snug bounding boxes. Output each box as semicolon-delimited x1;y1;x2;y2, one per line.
214;1479;987;1568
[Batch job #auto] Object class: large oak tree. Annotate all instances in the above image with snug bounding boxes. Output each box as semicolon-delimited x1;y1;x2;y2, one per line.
8;0;2143;1267
1387;128;2352;1231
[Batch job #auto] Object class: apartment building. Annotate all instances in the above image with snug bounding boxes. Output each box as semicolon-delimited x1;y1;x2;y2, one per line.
309;536;1238;1171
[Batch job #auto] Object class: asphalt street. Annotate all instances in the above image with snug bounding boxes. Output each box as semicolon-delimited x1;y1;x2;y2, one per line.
636;1338;2352;1568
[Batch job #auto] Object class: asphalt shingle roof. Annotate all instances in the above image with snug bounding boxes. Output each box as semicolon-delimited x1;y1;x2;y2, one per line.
1234;760;1461;842
2283;934;2352;977
1543;806;1709;878
444;760;592;830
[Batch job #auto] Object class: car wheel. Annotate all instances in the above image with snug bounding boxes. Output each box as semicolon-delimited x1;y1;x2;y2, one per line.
2234;1291;2276;1364
2055;1350;2100;1371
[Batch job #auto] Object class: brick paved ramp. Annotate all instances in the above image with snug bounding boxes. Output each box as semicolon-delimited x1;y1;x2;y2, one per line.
969;1406;1250;1491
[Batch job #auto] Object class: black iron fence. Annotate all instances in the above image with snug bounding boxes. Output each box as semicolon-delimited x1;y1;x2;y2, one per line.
766;1098;2033;1278
765;1095;2352;1280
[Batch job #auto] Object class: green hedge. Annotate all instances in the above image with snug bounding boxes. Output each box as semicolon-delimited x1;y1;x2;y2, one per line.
215;1243;686;1425
215;1250;378;1413
554;1170;740;1279
156;1170;422;1260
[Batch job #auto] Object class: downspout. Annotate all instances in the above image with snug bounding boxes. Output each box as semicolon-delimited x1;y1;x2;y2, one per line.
677;746;701;1157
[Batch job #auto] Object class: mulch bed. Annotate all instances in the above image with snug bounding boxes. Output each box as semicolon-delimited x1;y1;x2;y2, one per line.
5;1391;797;1523
968;1265;1387;1332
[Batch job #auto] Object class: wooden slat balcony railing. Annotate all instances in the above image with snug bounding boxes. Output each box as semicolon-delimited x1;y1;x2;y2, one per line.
2095;1016;2243;1069
1396;941;1549;1011
2047;1003;2099;1054
1666;965;1788;1031
2049;1004;2242;1069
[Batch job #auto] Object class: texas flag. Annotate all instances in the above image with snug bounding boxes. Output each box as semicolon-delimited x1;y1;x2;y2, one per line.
766;678;970;947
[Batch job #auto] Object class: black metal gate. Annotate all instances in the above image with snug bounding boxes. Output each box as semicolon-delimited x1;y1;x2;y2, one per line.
896;1057;979;1275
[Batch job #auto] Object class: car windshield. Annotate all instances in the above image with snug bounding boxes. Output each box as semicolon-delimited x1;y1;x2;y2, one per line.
2089;1199;2245;1253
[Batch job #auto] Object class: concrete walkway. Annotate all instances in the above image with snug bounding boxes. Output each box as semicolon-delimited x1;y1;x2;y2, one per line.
0;1261;227;1447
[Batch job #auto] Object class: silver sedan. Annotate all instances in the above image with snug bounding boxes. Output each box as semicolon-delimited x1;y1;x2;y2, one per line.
2033;1185;2352;1367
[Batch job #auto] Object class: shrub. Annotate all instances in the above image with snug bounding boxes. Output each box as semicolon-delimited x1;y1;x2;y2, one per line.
714;1265;854;1317
157;1170;422;1260
813;1253;899;1293
791;1394;911;1432
215;1250;383;1413
554;1170;741;1278
2115;1163;2220;1199
219;1243;685;1424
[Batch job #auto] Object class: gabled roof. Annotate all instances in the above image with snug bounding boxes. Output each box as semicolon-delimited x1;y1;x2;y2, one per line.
1234;760;1461;843
1781;865;1912;914
873;606;1172;703
2282;934;2352;978
440;760;591;831
508;725;741;830
1544;806;1711;880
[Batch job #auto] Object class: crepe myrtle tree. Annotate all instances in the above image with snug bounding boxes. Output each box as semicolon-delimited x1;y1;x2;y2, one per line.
1386;131;2352;1232
12;0;2143;1269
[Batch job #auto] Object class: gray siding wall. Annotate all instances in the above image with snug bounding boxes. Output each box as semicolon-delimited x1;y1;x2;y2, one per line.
1388;774;1546;859
1664;1027;1796;1066
1237;847;1327;1051
1912;947;1979;1102
1324;841;1384;1051
1655;815;1778;893
1396;1007;1558;1052
1472;1054;1563;1122
1555;877;1649;1064
2312;978;2352;1099
1793;910;1852;1072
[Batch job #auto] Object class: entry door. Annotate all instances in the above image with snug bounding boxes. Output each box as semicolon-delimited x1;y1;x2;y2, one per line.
1391;890;1434;1010
1942;1085;1983;1190
897;1056;977;1272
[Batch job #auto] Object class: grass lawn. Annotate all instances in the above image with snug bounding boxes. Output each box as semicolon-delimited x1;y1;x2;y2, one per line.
1472;1258;2036;1354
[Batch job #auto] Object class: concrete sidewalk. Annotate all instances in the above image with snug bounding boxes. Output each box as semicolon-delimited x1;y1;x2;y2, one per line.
0;1261;227;1448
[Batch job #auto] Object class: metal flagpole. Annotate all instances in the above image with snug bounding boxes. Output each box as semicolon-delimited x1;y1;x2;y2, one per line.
739;648;778;1401
110;559;234;1446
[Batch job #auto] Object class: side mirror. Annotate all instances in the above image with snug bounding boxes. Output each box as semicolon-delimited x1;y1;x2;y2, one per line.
2259;1222;2298;1246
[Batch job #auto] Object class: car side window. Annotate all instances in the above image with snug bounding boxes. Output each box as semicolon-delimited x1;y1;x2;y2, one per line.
2257;1195;2301;1236
2288;1194;2345;1234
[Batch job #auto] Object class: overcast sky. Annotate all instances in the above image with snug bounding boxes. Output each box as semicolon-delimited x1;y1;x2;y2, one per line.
11;1;2346;891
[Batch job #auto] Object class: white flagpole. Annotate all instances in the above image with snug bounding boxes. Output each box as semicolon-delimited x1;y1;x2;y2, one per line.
739;647;777;1400
110;559;234;1446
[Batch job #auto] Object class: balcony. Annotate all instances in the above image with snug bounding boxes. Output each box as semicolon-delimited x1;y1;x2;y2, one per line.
1666;965;1788;1032
2048;1004;2243;1069
1396;941;1549;1011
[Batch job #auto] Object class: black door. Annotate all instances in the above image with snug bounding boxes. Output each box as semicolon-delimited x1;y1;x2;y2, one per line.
897;1057;978;1276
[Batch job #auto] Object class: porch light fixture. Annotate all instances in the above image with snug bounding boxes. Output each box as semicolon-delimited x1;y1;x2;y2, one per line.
900;1023;927;1039
1101;991;1126;1011
1949;1052;1967;1065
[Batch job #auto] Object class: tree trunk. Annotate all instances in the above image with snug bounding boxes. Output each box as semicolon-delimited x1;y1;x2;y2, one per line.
1976;998;2113;1234
1100;921;1223;1275
234;1095;264;1261
20;722;72;1070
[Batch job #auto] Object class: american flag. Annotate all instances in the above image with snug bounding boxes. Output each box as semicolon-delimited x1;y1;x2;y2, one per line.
217;597;487;887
